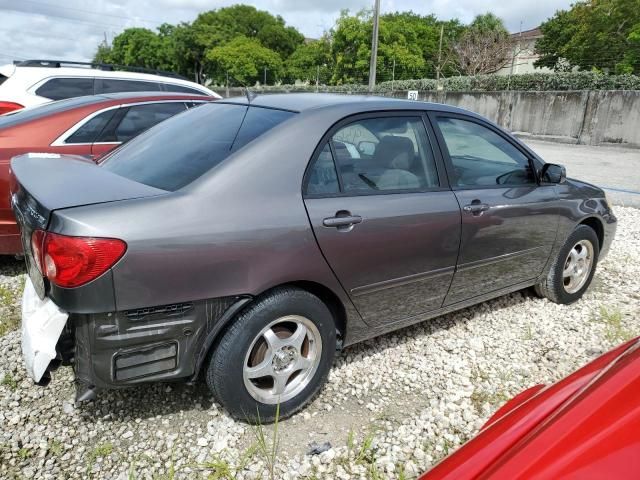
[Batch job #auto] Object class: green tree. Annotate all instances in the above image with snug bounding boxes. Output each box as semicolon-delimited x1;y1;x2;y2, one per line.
535;0;640;74
285;37;333;83
206;36;284;85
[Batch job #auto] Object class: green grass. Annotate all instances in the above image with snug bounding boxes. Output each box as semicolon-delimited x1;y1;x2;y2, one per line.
0;283;21;336
1;373;18;390
48;439;63;457
18;447;32;460
470;388;510;415
86;442;114;476
599;306;633;344
252;403;281;480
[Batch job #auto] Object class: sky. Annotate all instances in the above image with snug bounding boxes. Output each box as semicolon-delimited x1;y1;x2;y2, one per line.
0;0;573;64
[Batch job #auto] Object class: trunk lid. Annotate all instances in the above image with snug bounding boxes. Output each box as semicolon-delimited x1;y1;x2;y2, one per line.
11;153;166;297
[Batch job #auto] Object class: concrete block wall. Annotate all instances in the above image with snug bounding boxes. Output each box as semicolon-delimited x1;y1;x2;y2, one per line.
219;87;640;148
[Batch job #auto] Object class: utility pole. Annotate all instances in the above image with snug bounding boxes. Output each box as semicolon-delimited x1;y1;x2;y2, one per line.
226;71;229;98
368;0;381;92
391;57;396;92
436;24;444;85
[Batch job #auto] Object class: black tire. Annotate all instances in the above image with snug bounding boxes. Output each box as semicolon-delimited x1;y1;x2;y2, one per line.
206;287;336;423
536;225;600;304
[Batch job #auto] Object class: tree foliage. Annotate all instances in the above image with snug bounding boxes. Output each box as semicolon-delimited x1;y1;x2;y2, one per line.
206;36;283;85
536;0;640;74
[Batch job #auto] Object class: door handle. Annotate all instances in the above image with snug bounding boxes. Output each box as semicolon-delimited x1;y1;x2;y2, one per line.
323;212;362;229
463;202;490;215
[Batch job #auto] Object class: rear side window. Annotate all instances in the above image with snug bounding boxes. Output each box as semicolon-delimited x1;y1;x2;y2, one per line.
65;109;117;144
96;78;161;94
104;102;186;143
0;74;7;87
164;83;207;95
101;103;295;191
35;77;95;100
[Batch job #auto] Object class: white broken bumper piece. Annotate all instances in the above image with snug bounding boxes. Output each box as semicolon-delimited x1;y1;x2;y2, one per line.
21;277;68;383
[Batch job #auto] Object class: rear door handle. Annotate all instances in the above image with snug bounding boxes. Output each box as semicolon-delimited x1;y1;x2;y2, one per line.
463;203;490;215
323;212;362;230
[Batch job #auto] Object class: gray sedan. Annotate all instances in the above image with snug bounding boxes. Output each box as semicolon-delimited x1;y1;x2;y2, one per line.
11;94;616;422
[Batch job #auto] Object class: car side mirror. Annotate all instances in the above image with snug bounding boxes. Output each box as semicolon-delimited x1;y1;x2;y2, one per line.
540;163;566;184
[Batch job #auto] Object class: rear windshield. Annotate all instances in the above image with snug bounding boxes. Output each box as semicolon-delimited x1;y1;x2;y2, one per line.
0;74;6;87
0;96;99;129
100;103;295;191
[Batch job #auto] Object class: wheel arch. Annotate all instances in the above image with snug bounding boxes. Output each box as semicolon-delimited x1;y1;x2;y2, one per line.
579;216;604;250
190;280;348;382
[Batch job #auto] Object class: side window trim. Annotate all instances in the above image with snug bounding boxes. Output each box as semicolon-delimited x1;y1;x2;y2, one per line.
303;111;451;199
427;111;540;190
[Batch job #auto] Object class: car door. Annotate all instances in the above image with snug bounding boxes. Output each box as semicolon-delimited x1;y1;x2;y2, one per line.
91;102;187;158
303;113;461;327
429;112;560;305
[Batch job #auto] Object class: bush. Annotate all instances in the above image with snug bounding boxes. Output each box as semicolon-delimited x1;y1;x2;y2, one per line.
235;72;640;93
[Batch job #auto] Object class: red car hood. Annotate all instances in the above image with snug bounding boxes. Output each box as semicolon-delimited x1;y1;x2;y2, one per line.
421;337;640;480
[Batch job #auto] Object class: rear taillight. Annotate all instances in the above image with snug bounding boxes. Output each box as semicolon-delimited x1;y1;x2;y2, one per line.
0;101;24;115
31;230;126;288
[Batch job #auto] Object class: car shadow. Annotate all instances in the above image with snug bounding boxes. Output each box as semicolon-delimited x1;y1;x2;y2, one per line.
73;289;535;424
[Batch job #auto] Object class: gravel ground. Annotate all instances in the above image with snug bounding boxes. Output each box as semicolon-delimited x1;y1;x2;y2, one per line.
1;206;639;480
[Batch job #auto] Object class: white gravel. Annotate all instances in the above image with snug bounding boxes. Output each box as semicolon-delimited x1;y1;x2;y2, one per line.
1;205;639;479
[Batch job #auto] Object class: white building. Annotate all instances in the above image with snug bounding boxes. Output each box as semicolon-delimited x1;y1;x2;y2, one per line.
498;27;552;75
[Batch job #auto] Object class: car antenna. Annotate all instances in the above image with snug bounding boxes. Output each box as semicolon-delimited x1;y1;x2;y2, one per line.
244;87;257;103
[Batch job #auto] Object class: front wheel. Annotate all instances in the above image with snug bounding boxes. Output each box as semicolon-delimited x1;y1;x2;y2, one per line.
536;225;599;304
206;287;336;423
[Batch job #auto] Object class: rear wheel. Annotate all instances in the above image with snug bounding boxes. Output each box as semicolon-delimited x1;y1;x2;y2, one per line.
536;225;599;304
206;287;336;423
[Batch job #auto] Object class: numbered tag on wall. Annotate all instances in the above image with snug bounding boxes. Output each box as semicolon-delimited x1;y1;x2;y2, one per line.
407;90;419;101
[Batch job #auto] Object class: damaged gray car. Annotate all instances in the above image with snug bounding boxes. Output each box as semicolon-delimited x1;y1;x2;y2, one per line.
11;94;616;422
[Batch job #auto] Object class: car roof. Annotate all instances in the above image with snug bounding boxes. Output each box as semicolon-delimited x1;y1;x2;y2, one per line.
220;92;474;116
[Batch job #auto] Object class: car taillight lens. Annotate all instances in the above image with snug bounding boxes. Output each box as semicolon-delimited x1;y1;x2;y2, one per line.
31;230;126;288
0;101;24;115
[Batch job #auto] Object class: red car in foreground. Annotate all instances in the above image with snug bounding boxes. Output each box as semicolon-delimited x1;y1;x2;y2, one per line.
420;336;640;479
0;92;214;254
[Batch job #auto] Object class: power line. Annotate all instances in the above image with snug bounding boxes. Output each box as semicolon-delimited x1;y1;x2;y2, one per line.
0;5;135;30
12;0;164;26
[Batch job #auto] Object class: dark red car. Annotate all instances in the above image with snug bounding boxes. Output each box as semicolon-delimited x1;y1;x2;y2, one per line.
0;92;214;254
420;337;640;479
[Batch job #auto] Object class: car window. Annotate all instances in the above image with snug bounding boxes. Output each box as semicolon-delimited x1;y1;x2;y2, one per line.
329;117;439;194
232;107;294;152
101;103;295;191
102;102;186;143
306;144;340;195
35;77;95;100
164;83;206;95
96;78;161;94
64;109;118;144
436;117;535;187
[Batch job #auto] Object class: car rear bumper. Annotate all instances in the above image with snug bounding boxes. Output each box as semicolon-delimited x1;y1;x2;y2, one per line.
50;295;251;401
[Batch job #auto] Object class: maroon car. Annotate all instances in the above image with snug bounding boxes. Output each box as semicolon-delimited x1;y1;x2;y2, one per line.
420;336;640;479
0;92;214;254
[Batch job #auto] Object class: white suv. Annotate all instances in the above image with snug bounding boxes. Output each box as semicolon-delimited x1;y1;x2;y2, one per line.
0;60;220;114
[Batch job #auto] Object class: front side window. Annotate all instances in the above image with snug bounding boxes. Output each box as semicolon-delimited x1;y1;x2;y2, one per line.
436;117;535;187
328;116;439;194
64;109;117;144
35;77;95;100
101;103;295;191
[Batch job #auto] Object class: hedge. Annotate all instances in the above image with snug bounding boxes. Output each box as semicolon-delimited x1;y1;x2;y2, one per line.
227;72;640;93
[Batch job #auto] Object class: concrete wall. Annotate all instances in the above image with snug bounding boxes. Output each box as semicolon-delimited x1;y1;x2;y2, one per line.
219;88;640;148
388;90;640;148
